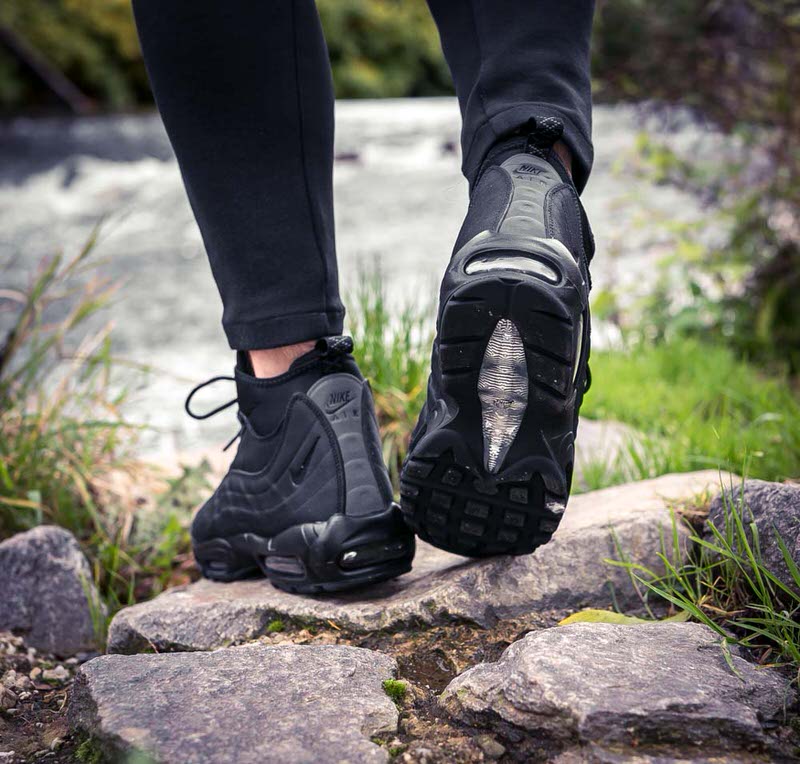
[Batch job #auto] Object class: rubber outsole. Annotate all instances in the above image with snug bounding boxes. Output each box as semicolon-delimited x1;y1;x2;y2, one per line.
193;504;415;594
401;258;588;558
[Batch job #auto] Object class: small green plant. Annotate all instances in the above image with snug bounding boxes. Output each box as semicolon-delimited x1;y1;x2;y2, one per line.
266;619;285;633
608;476;800;674
382;678;407;705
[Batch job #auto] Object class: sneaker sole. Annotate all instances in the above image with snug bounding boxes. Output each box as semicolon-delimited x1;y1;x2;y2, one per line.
401;240;588;557
193;504;415;594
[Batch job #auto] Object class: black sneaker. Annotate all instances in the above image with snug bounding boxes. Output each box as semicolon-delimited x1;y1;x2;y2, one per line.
187;336;415;593
400;117;593;557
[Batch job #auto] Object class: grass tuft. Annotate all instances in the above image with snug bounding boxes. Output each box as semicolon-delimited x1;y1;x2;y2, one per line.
0;236;201;632
608;475;800;676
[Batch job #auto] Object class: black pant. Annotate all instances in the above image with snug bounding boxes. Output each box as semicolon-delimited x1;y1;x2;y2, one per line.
132;1;595;350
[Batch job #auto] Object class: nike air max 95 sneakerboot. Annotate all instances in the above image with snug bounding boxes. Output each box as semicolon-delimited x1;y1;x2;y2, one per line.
400;117;593;557
188;336;415;593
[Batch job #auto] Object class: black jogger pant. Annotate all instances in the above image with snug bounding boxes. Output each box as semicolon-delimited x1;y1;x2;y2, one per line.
132;1;595;350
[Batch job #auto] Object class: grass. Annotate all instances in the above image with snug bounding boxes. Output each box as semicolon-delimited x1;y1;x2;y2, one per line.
582;340;800;484
607;476;800;680
345;269;434;486
0;237;201;632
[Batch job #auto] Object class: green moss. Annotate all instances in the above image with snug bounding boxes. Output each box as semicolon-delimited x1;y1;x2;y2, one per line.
76;738;104;764
381;679;407;705
266;619;284;633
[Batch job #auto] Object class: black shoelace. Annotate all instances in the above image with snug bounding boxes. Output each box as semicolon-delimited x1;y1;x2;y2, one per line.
524;116;564;158
184;375;241;450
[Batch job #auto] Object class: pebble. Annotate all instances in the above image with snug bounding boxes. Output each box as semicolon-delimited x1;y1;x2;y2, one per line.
475;734;506;759
41;666;69;683
0;687;17;710
2;670;33;691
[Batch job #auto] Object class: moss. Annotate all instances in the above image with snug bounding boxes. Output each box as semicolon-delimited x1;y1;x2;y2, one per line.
75;737;104;764
382;679;407;706
266;619;284;633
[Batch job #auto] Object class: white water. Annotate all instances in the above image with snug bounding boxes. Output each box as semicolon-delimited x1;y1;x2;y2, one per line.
0;98;717;457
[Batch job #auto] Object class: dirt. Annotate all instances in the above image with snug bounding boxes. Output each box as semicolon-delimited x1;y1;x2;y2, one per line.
0;634;90;764
255;611;570;762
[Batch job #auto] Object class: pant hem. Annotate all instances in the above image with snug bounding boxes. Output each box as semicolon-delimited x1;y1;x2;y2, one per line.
463;103;594;194
223;309;345;350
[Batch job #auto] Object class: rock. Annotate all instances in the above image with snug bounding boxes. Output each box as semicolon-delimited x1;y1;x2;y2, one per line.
0;526;102;656
475;734;506;759
706;479;800;591
441;622;793;759
0;687;17;710
70;643;398;763
109;472;726;653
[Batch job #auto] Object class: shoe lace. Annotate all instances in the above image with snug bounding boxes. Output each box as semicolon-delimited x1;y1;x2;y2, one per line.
184;375;241;450
183;335;356;452
524;116;564;158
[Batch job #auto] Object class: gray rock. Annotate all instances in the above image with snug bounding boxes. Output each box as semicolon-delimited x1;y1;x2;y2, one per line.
441;622;793;759
0;526;101;655
69;643;398;763
706;479;800;591
109;472;725;653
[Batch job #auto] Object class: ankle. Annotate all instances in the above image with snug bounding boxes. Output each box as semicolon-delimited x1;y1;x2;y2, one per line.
248;341;316;378
552;140;572;178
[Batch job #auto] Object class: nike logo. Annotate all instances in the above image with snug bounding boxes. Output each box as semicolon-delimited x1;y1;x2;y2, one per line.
515;164;545;176
324;389;354;415
290;436;320;485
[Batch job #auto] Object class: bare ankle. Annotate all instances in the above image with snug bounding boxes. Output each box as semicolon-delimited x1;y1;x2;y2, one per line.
248;341;316;378
553;140;573;177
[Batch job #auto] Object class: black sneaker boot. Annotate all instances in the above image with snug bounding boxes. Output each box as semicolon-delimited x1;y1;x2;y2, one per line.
400;117;593;557
188;336;415;593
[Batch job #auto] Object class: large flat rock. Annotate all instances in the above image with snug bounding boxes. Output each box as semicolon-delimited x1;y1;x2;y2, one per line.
109;472;726;653
0;526;102;656
441;622;793;760
69;643;398;763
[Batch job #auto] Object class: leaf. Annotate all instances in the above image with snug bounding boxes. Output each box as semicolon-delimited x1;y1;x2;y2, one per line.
559;608;692;626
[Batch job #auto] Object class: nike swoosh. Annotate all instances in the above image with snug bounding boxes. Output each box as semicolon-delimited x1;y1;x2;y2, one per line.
290;436;320;485
324;399;352;415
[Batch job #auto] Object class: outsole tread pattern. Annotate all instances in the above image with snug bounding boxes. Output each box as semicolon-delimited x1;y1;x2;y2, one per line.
400;455;566;557
401;263;587;558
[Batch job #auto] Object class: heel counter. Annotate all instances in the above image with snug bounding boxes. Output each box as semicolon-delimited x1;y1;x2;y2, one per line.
306;373;392;517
